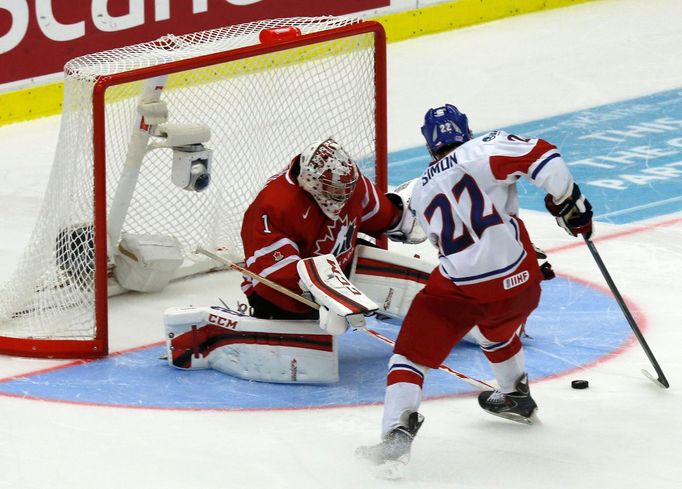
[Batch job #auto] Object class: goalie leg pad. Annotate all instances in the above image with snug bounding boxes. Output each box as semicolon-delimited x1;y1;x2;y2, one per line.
164;306;339;383
349;245;434;318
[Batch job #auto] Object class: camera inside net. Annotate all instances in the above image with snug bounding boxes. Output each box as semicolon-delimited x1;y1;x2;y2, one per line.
171;143;213;192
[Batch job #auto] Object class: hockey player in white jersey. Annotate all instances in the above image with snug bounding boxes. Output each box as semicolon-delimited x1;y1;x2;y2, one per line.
357;104;593;475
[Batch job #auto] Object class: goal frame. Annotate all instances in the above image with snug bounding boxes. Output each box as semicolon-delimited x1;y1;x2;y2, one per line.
0;20;387;359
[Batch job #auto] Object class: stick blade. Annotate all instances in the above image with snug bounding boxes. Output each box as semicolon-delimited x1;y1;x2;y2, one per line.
642;369;669;389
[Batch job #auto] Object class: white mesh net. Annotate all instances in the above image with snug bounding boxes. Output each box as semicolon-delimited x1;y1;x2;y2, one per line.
0;17;382;348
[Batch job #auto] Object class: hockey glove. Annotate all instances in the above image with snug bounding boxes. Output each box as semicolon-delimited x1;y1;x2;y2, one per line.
533;244;555;281
544;183;593;239
385;179;427;244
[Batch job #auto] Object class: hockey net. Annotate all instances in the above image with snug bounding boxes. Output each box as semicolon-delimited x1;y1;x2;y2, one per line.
0;17;387;358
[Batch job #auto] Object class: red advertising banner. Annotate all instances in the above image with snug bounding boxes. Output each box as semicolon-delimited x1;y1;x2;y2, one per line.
0;0;389;85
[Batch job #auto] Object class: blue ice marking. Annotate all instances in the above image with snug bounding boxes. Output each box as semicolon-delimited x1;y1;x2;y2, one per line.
389;89;682;224
0;276;632;409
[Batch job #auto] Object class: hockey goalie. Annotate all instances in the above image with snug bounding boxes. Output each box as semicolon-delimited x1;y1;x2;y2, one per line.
163;248;435;384
163;138;431;384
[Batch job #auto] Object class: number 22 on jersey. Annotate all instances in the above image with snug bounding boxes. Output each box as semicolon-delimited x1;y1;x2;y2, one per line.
424;174;503;255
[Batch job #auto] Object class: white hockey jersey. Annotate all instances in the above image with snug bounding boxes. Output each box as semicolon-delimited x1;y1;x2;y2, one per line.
411;130;574;302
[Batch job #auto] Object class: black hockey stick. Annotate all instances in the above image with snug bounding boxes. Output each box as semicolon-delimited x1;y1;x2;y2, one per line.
584;237;669;388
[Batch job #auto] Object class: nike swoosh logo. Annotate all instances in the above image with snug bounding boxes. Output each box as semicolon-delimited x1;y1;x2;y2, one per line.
302;206;311;219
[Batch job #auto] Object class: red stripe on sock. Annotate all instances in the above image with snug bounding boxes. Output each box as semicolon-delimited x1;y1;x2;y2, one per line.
387;369;424;387
482;335;523;363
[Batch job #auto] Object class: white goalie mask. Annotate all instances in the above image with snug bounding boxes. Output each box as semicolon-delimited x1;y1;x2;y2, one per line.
297;138;359;220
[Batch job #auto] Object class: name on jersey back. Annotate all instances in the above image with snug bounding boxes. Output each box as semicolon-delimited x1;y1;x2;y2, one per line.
421;153;457;185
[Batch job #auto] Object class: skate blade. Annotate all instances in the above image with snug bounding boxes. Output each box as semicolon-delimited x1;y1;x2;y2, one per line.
485;408;539;425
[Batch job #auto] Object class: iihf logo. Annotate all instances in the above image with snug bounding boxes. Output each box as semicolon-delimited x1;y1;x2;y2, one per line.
503;270;529;290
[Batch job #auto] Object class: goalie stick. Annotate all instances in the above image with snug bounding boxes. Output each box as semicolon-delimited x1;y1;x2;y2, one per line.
195;247;494;391
584;237;669;389
358;325;494;390
196;247;318;308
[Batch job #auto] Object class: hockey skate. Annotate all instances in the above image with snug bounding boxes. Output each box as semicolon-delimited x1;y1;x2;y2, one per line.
478;373;538;425
355;412;424;480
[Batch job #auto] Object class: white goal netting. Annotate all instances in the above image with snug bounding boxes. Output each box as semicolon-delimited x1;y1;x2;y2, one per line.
0;17;384;352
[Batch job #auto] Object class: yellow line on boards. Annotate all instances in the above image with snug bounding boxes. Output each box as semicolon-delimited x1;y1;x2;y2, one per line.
0;0;598;126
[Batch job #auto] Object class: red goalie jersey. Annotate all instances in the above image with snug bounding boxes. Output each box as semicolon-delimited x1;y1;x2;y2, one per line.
240;156;399;314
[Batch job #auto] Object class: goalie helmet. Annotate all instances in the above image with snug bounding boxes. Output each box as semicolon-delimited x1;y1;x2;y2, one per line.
298;138;359;220
421;104;473;159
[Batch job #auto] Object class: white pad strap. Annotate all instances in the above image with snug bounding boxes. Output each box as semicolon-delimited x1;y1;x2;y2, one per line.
297;254;378;334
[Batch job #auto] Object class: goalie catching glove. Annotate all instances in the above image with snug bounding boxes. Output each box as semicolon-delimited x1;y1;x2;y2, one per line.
544;183;593;239
385;179;427;244
297;254;379;335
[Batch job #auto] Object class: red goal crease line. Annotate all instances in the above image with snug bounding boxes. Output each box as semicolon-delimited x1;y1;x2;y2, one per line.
0;341;167;385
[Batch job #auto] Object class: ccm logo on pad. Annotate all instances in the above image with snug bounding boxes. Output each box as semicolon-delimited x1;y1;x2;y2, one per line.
503;270;529;290
208;314;238;329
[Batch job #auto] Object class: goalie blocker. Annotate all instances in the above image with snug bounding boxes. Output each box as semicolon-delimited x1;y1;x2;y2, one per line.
297;254;379;335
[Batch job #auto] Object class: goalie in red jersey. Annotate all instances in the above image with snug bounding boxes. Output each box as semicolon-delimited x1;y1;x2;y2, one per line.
164;138;426;383
240;137;418;323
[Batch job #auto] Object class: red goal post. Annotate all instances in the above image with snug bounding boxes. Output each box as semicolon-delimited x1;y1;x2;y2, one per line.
0;17;387;359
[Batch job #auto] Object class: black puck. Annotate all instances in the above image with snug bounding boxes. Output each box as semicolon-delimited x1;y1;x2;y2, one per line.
571;379;589;389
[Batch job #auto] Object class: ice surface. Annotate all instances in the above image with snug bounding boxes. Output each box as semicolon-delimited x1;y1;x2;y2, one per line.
1;0;682;487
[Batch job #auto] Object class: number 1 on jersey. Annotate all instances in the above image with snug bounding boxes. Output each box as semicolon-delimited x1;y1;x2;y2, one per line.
261;214;272;234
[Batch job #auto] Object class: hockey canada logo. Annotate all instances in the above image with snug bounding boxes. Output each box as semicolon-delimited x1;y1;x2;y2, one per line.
503;270;530;290
314;216;357;262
